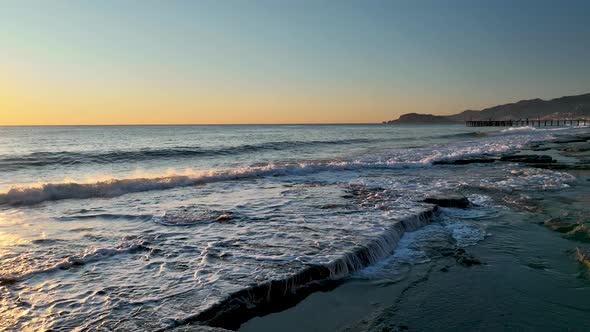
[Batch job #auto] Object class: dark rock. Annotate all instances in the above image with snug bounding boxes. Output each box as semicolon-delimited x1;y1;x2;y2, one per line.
500;155;555;163
446;248;482;267
531;147;551;151
554;138;588;144
215;214;233;222
440;248;455;257
0;276;18;286
561;147;590;153
531;163;590;171
576;247;590;270
457;255;482;267
439;248;482;267
433;158;496;165
319;204;350;209
423;195;471;208
544;218;579;233
566;224;590;242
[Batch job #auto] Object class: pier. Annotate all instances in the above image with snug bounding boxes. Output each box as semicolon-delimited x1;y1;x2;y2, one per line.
466;119;588;127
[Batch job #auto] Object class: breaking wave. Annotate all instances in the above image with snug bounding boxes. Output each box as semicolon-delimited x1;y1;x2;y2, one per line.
433;131;488;139
0;131;552;206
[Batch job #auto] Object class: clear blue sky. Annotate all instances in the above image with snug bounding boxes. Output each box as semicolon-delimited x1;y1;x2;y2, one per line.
2;0;590;124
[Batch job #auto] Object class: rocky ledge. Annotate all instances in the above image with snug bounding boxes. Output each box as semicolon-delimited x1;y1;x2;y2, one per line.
423;195;471;208
499;155;555;163
576;248;590;271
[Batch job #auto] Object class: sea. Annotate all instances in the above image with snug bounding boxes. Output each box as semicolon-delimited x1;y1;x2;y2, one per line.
0;124;588;331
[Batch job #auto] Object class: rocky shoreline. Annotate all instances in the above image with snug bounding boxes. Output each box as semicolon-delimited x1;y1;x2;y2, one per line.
438;130;590;255
434;131;590;171
239;128;590;332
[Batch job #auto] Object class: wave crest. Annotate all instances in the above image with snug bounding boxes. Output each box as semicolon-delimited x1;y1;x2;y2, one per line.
0;138;376;171
0;128;559;206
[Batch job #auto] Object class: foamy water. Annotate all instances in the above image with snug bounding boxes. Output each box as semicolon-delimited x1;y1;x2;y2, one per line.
0;124;582;330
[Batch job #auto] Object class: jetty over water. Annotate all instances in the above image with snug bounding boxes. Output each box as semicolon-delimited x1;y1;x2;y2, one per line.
466;119;588;127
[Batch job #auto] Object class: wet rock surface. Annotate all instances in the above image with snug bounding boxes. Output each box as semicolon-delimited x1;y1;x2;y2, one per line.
576;248;590;270
500;154;555;163
423;195;471;208
561;146;590;153
553;137;588;144
543;218;579;233
565;224;590;243
433;157;496;165
440;247;482;267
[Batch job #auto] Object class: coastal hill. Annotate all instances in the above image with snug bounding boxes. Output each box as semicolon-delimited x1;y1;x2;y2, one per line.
383;92;590;124
386;113;458;124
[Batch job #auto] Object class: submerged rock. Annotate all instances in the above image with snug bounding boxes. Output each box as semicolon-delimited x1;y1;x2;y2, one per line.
159;208;236;225
433;158;496;165
561;146;590;153
423;195;471;208
530;163;590;171
544;218;579;233
0;276;18;286
543;218;590;242
215;214;233;222
566;224;590;242
441;248;482;267
554;138;588;144
576;248;590;270
500;155;555;163
456;254;482;267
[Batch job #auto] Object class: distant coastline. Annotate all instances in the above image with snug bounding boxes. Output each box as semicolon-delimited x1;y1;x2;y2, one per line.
383;92;590;124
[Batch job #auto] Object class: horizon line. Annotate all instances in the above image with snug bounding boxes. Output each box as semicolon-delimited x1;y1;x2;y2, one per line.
0;122;388;127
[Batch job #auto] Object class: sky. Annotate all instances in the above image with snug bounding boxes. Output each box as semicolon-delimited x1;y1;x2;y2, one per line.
2;0;590;125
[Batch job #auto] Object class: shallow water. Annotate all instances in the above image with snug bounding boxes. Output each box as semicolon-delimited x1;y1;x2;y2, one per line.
241;183;590;331
0;124;587;330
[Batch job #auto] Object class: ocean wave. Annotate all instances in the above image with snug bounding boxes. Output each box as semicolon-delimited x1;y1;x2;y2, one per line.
501;126;537;133
0;138;377;171
0;164;345;206
499;125;579;134
433;131;488;139
0;131;551;206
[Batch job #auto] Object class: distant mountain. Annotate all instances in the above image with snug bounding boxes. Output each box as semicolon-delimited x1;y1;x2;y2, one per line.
382;113;457;124
384;93;590;124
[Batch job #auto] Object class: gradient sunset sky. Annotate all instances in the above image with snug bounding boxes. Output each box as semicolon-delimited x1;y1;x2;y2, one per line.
2;0;590;125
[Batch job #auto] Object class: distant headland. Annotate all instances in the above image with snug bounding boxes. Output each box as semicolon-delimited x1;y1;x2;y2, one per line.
383;92;590;124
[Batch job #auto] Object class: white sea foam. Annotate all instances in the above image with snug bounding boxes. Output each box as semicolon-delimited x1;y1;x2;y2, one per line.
0;128;558;206
0;242;148;283
501;126;537;133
